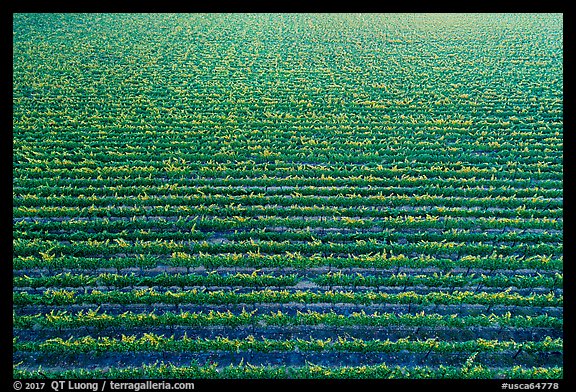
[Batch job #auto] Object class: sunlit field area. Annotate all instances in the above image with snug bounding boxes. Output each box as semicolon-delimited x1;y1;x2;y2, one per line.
13;13;563;379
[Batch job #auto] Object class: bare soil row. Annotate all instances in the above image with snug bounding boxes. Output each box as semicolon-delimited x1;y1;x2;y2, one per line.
13;265;564;277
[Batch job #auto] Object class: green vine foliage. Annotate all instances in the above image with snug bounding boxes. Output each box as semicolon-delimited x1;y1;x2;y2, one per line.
13;13;562;379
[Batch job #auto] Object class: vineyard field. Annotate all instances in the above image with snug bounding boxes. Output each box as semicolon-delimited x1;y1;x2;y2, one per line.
12;13;563;379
